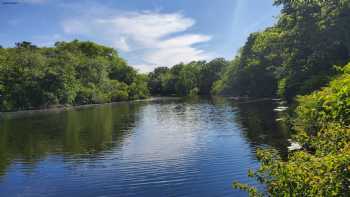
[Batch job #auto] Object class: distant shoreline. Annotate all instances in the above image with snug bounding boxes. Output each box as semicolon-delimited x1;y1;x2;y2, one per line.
0;96;282;116
0;97;180;115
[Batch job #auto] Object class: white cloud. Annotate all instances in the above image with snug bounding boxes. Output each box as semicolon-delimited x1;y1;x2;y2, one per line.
112;37;130;52
132;64;154;73
104;12;195;47
145;46;210;68
62;11;212;72
158;34;211;48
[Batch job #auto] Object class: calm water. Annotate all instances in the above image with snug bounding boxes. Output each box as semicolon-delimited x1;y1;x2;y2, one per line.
0;97;289;197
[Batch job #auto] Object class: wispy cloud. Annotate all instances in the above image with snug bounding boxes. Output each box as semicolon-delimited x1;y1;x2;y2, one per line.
62;9;213;72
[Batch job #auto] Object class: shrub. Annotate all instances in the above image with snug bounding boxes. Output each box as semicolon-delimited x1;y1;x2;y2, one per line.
235;62;350;196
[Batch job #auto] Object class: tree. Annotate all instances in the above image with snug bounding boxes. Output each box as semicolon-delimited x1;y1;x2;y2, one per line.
175;61;202;96
214;0;350;101
148;59;229;96
199;58;228;95
0;40;149;111
214;28;283;98
148;67;170;95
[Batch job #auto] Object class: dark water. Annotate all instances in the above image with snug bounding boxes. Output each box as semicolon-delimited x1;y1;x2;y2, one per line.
0;97;289;197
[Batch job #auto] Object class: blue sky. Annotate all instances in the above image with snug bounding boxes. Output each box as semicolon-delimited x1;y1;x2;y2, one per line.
0;0;280;72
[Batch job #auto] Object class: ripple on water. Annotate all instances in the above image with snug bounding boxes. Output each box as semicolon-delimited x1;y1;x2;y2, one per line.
0;98;288;197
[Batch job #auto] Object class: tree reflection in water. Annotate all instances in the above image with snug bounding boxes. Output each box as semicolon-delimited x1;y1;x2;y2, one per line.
0;102;143;176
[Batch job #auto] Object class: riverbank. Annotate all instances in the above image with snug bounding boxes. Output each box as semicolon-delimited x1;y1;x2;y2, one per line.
0;97;180;116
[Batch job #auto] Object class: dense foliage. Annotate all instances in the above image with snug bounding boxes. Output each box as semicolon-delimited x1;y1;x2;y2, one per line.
0;40;228;111
148;58;229;96
230;0;350;196
0;40;149;111
234;62;350;196
214;0;350;101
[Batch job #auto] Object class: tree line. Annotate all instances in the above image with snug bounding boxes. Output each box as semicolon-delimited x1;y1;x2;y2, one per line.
0;40;232;111
147;58;229;96
0;40;149;111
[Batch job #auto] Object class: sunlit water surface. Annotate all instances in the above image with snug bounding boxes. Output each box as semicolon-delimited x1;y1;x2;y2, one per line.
0;97;289;197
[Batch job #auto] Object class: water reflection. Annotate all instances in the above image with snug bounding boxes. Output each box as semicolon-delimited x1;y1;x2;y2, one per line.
0;98;289;197
231;99;290;156
188;97;290;155
0;102;142;176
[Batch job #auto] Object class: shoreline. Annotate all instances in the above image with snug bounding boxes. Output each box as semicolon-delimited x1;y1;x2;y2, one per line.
0;96;282;116
0;97;180;116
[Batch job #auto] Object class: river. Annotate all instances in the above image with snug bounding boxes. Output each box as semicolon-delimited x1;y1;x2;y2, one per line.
0;97;289;197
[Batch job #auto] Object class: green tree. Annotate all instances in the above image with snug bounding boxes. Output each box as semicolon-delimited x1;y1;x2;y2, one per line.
0;40;149;111
148;67;171;95
199;58;228;95
175;61;202;96
214;28;283;98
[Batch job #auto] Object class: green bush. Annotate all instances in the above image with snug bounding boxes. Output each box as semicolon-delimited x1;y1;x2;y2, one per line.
235;62;350;196
235;146;350;196
295;63;350;134
128;75;149;100
108;80;129;102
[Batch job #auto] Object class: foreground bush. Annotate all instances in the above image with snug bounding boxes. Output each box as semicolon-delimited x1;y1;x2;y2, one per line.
234;62;350;196
295;63;350;134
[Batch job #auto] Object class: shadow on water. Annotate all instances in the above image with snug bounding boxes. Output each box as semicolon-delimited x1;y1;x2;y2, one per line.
0;97;290;196
189;96;290;156
0;102;144;177
231;99;290;156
